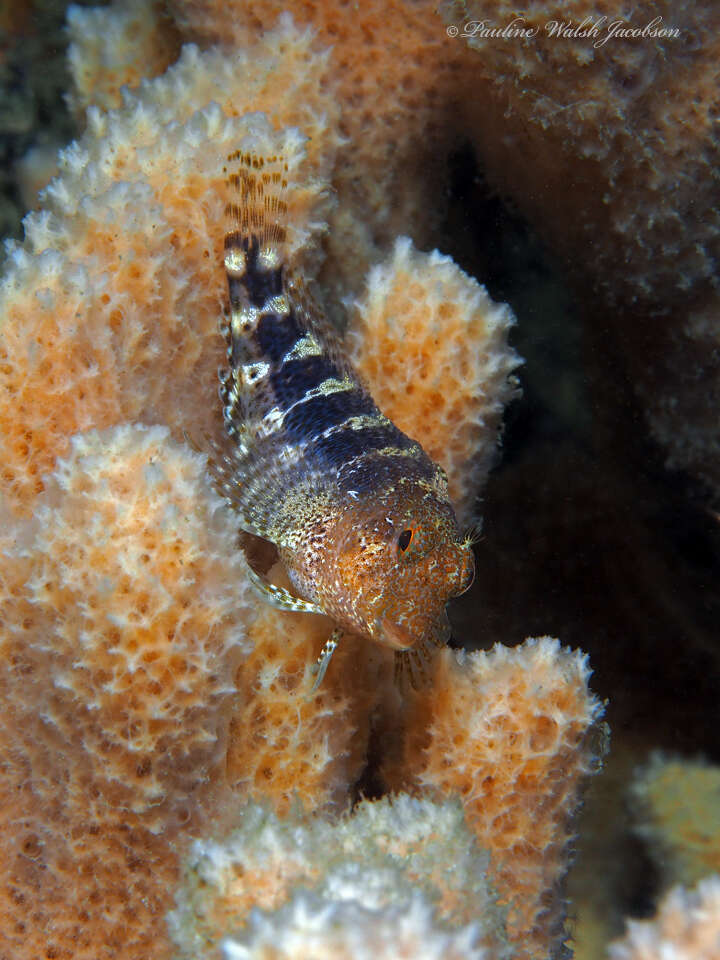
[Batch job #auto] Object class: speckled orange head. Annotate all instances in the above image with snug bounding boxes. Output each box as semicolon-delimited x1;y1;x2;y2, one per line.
314;487;475;653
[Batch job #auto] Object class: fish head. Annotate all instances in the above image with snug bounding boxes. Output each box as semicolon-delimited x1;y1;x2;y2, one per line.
332;488;475;652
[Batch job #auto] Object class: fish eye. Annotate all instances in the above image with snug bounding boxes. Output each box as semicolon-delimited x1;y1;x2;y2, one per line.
398;528;414;552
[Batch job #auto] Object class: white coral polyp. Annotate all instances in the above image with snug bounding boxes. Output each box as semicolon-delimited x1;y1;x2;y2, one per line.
609;876;720;960
221;892;488;960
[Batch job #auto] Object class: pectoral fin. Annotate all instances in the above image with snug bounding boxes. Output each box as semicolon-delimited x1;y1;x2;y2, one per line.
246;565;326;614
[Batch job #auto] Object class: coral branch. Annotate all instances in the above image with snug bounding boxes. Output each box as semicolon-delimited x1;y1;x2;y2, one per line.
384;639;607;960
0;425;255;958
0;23;337;516
349;236;521;525
0;8;604;958
168;796;509;958
609;877;720;960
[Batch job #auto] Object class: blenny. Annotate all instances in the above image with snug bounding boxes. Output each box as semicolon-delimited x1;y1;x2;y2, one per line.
209;147;475;689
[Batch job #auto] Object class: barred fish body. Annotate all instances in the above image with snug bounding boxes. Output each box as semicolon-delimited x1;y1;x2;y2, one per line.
212;146;474;676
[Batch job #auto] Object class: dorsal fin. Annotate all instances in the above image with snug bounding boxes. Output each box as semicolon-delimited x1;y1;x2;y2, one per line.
220;148;294;449
223;148;290;278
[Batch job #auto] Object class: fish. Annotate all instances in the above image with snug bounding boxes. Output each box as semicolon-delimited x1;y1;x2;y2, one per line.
208;146;475;689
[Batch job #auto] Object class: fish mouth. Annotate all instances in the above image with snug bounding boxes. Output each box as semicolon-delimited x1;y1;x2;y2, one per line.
378;617;416;651
378;612;451;651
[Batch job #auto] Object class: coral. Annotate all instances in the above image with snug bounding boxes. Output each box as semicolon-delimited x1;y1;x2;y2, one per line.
384;638;606;960
0;21;338;515
165;0;716;305
440;0;720;493
0;424;255;959
67;0;182;116
608;876;720;960
164;0;720;496
223;591;390;816
17;0;720;496
441;0;720;308
349;236;521;525
168;796;508;958
631;755;720;890
221;893;488;960
168;641;603;959
166;0;480;313
52;4;522;523
0;7;600;958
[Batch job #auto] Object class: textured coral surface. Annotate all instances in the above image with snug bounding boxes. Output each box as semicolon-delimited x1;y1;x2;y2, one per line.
385;639;606;960
165;639;604;958
0;21;337;516
440;0;720;494
349;237;521;525
443;0;720;306
0;3;640;957
221;893;489;960
609;876;720;960
169;797;507;959
224;594;388;816
67;0;181;116
163;0;720;497
0;425;254;959
12;0;720;496
167;0;480;313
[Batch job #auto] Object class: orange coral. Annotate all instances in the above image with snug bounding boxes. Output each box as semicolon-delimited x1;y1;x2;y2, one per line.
165;638;604;957
0;424;254;959
166;0;479;312
67;0;181;115
224;585;392;816
384;638;606;960
162;0;720;495
0;9;602;956
349;236;521;524
0;24;338;516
